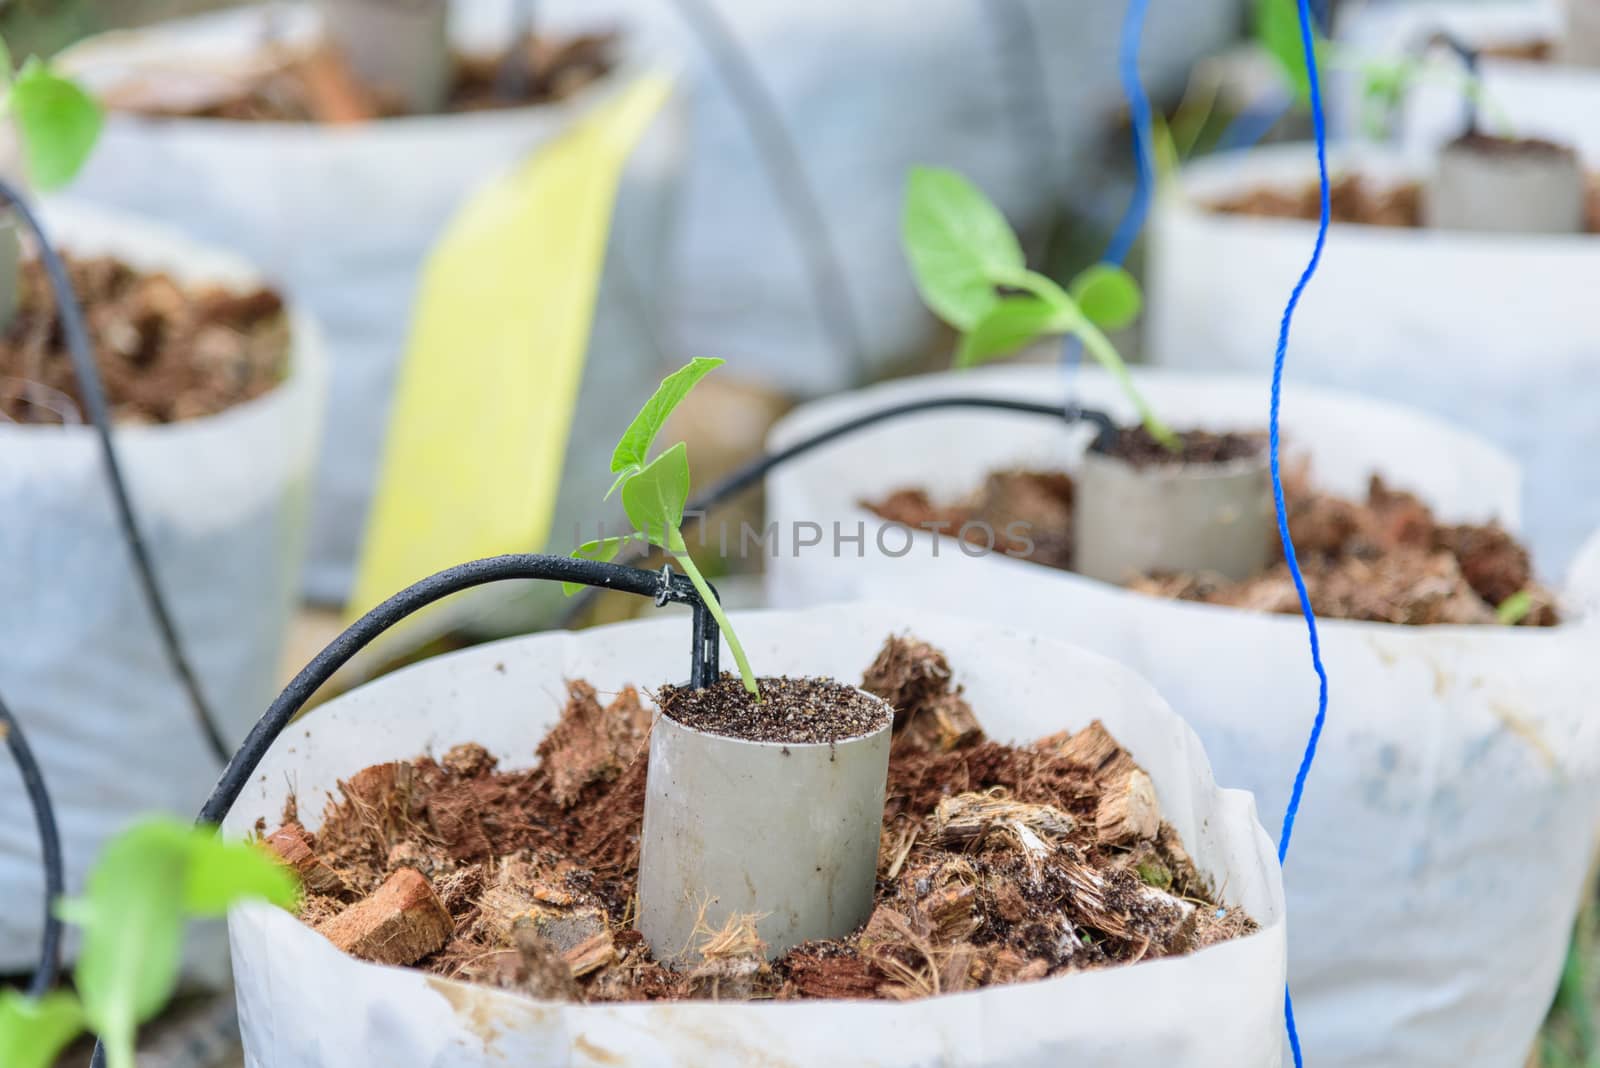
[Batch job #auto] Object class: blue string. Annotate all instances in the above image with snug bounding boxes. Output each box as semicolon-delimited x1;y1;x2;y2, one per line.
1061;0;1152;376
1274;0;1332;1063
1103;0;1154;268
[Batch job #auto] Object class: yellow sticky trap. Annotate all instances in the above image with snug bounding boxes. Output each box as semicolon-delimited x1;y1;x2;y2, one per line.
346;75;673;642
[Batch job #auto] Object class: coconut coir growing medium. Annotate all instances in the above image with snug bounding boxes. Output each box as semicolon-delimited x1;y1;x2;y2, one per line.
0;253;289;425
266;637;1254;1004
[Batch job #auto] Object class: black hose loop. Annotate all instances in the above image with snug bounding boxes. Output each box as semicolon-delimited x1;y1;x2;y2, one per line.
1;690;64;996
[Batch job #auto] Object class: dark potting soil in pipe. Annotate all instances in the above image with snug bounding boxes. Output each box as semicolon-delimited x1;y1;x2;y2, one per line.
265;635;1254;1003
1097;425;1264;468
107;33;616;123
867;462;1559;626
0;253;290;425
659;675;891;745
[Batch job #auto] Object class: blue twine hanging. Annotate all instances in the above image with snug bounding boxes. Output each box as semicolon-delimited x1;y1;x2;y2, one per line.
1272;0;1333;1062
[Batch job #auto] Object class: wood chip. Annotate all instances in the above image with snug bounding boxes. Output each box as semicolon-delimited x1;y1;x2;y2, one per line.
1095;769;1161;844
317;868;453;966
263;823;352;899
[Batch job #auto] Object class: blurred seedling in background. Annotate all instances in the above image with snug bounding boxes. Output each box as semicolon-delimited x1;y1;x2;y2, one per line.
900;165;1178;449
567;356;761;699
0;38;102;191
0;817;299;1068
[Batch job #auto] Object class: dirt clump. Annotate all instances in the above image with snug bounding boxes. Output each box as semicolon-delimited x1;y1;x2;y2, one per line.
272;639;1252;1004
0;253;289;425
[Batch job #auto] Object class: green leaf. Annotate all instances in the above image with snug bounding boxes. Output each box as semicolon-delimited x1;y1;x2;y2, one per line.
564;534;634;595
185;833;299;916
1496;590;1535;626
1254;0;1326;107
621;441;690;550
0;39;13;95
9;58;103;191
64;819;193;1068
957;296;1069;368
610;357;723;479
0;990;85;1068
902;166;1025;330
1070;264;1143;333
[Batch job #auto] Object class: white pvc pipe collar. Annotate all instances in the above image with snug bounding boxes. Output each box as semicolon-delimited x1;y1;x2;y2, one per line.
317;0;452;114
1073;449;1274;585
1425;136;1587;234
636;692;893;963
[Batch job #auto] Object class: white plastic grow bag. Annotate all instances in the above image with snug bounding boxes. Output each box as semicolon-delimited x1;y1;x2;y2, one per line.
59;1;683;605
1332;1;1600;160
1146;142;1600;577
0;201;327;972
221;604;1287;1067
764;366;1600;1068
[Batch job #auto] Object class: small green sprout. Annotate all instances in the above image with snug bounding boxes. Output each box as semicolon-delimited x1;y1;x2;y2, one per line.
900;166;1178;449
1495;590;1535;626
570;357;761;700
0;39;103;191
0;818;299;1068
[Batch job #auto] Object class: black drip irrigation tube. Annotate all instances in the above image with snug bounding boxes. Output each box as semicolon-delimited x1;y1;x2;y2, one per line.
1422;28;1483;134
559;393;1118;628
1;690;64;997
89;553;720;1066
0;181;230;765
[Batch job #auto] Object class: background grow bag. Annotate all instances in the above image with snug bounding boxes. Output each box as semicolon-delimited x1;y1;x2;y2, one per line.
0;200;326;974
1146;143;1600;577
60;0;682;605
764;365;1600;1068
1332;0;1600;160
220;604;1286;1066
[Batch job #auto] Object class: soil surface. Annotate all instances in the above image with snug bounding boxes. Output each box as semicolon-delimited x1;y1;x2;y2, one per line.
660;675;890;744
1099;425;1264;468
867;462;1559;626
1450;131;1576;161
0;253;289;425
268;637;1253;1004
1210;168;1600;233
109;34;615;122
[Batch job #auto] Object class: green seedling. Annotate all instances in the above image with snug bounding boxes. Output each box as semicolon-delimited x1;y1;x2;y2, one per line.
1252;0;1507;141
568;356;761;699
900;165;1178;449
0;39;103;190
0;818;299;1068
1495;589;1536;626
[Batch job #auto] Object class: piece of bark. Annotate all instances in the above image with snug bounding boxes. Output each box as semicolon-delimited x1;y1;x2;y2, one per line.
264;823;353;899
563;929;617;979
1044;721;1135;782
317;868;453;965
1095;769;1161;845
299;44;380;124
933;793;1076;850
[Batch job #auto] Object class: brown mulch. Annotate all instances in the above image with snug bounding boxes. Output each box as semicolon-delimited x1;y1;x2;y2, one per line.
109;34;615;123
267;637;1253;1004
867;463;1559;626
1210;171;1600;233
0;253;289;425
